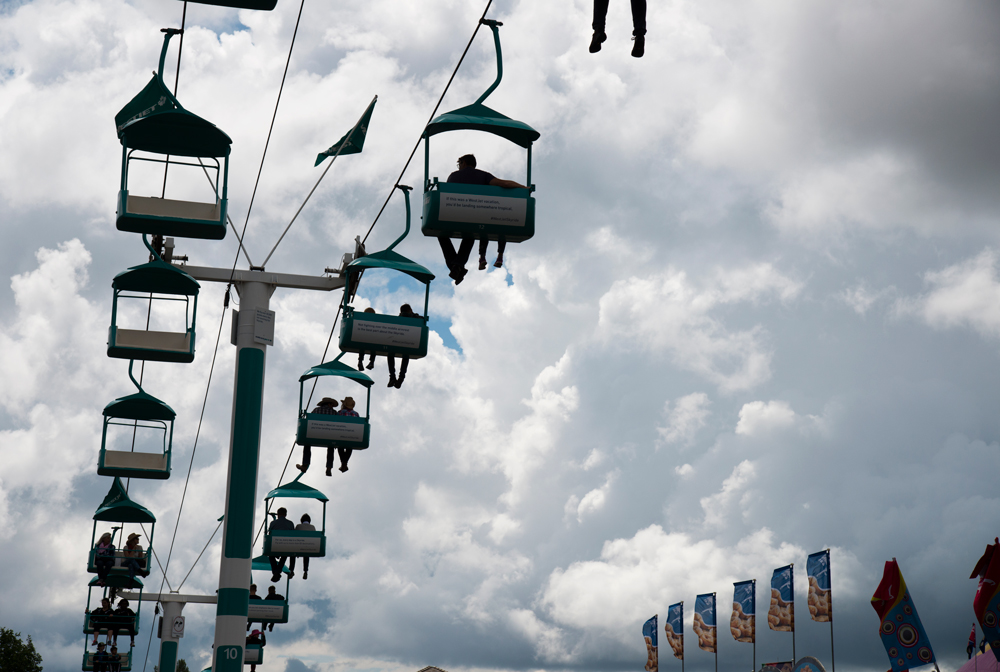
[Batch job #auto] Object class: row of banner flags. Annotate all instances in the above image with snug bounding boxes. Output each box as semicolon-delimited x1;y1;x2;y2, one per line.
644;539;1000;672
644;549;832;670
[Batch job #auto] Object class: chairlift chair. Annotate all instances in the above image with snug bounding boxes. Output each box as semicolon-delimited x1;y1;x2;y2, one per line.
179;0;277;8
421;20;540;243
244;642;264;665
87;478;156;581
247;555;290;626
262;473;328;559
108;249;199;363
82;577;142;671
115;28;232;240
98;373;175;479
340;186;434;360
295;359;373;452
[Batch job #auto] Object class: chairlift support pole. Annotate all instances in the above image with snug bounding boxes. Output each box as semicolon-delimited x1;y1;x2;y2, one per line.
118;591;217;672
171;262;347;672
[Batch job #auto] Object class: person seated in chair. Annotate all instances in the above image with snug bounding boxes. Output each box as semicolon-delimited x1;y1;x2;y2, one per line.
247;583;264;632
438;154;526;283
121;533;146;579
106;645;123;672
264;585;284;632
268;508;295;581
388;304;418;389
297;398;338;476
246;630;266;672
92;642;110;672
89;597;114;646
93;532;116;587
289;514;316;580
110;599;135;649
357;307;377;371
334;397;361;474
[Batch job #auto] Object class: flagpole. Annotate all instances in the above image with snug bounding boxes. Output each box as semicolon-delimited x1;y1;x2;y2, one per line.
681;601;685;672
261;94;378;267
791;564;796;663
753;579;757;672
827;549;835;672
714;592;718;672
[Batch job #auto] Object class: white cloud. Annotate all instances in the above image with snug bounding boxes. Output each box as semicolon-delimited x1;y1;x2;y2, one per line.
898;249;1000;338
840;282;896;315
657;392;711;446
699;459;757;527
596;265;801;392
735;400;797;436
674;463;695;478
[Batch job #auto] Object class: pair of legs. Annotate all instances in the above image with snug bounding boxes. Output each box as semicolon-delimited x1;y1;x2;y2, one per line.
289;555;309;579
270;556;287;581
592;0;647;35
387;356;409;388
299;445;353;475
95;557;114;584
478;238;506;270
123;557;144;579
357;351;375;371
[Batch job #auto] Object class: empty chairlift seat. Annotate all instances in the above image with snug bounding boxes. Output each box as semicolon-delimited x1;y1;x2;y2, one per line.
296;360;373;451
421;20;540;243
115;29;232;240
98;388;175;479
108;258;199;363
262;474;328;559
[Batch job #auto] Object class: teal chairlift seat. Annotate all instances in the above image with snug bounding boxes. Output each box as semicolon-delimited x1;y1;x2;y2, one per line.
244;642;263;666
87;478;156;581
295;358;373;452
98;364;175;479
421;20;540;243
83;576;141;671
247;555;290;626
340;186;434;360
115;28;232;240
262;474;328;558
108;238;199;363
181;0;277;8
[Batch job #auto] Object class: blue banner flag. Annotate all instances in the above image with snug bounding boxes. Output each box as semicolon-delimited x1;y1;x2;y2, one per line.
643;615;659;672
694;593;717;653
732;579;756;643
314;96;377;166
807;550;832;623
665;602;684;660
769;564;795;632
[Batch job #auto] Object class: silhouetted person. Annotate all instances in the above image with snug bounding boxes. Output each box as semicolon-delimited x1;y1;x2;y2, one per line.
264;586;284;632
590;0;646;57
357;307;377;370
297;398;338;475
247;583;263;632
388;304;419;389
89;597;114;646
246;630;266;672
335;397;361;473
289;514;315;580
439;154;526;284
93;532;116;586
111;599;135;648
122;533;145;579
268;508;295;581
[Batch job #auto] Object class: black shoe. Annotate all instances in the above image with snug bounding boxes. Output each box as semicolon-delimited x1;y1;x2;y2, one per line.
271;574;280;582
394;376;404;389
339;464;349;473
631;34;644;58
450;268;468;285
325;467;332;476
388;375;397;388
366;360;375;370
479;257;487;270
303;571;308;580
589;31;607;53
358;361;365;371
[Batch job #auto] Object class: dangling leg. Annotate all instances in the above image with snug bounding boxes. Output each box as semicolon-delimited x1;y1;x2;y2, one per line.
358;351;365;371
387;355;397;388
366;352;375;369
479;237;489;270
439;237;468;284
394;357;409;388
591;0;609;52
494;238;506;268
296;445;311;473
338;447;353;472
630;0;646;57
325;447;335;477
303;556;309;580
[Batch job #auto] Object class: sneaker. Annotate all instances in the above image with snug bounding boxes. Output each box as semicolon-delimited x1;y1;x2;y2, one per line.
494;256;503;268
479;257;487;270
631;34;644;58
339;464;349;473
388;376;397;388
589;31;607;53
394;376;405;389
271;574;281;582
325;467;332;477
303;571;308;580
450;268;468;285
288;571;294;579
357;361;364;371
296;463;307;472
366;360;375;370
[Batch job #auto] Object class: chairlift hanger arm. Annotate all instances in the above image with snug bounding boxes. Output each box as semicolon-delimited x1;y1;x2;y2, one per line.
174;264;347;291
475;19;504;106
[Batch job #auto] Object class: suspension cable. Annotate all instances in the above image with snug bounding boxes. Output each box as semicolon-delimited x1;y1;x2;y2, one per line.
176;517;224;591
360;0;494;246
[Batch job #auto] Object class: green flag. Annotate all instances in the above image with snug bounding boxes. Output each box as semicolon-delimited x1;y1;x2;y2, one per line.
315;96;377;166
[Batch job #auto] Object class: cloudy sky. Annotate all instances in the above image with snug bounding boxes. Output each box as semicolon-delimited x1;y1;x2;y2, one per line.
2;0;1000;671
